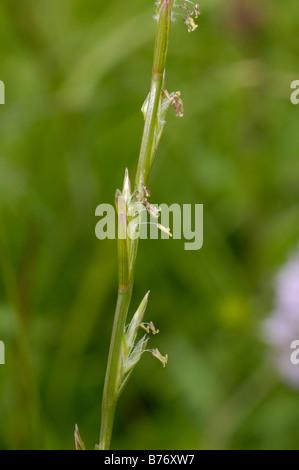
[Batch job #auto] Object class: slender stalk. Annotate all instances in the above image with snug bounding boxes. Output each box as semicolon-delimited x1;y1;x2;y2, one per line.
99;0;174;450
99;189;134;449
135;0;174;188
99;283;133;450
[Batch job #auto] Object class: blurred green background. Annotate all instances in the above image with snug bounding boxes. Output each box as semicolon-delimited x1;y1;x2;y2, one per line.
0;0;299;450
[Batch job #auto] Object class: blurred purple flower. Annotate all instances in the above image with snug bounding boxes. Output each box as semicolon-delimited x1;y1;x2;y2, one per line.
262;247;299;388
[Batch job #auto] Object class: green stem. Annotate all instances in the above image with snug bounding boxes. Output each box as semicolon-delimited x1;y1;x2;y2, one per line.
135;0;174;188
99;283;133;450
99;0;174;450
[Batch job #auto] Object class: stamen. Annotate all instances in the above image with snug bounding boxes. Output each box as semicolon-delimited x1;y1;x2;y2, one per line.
142;183;151;198
174;1;200;32
180;2;193;17
140;321;160;335
184;15;198;33
149;321;160;335
157;224;173;237
145;201;161;219
152;348;168;367
162;89;184;118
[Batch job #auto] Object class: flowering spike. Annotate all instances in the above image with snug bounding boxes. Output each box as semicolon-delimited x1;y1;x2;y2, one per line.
98;0;197;449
